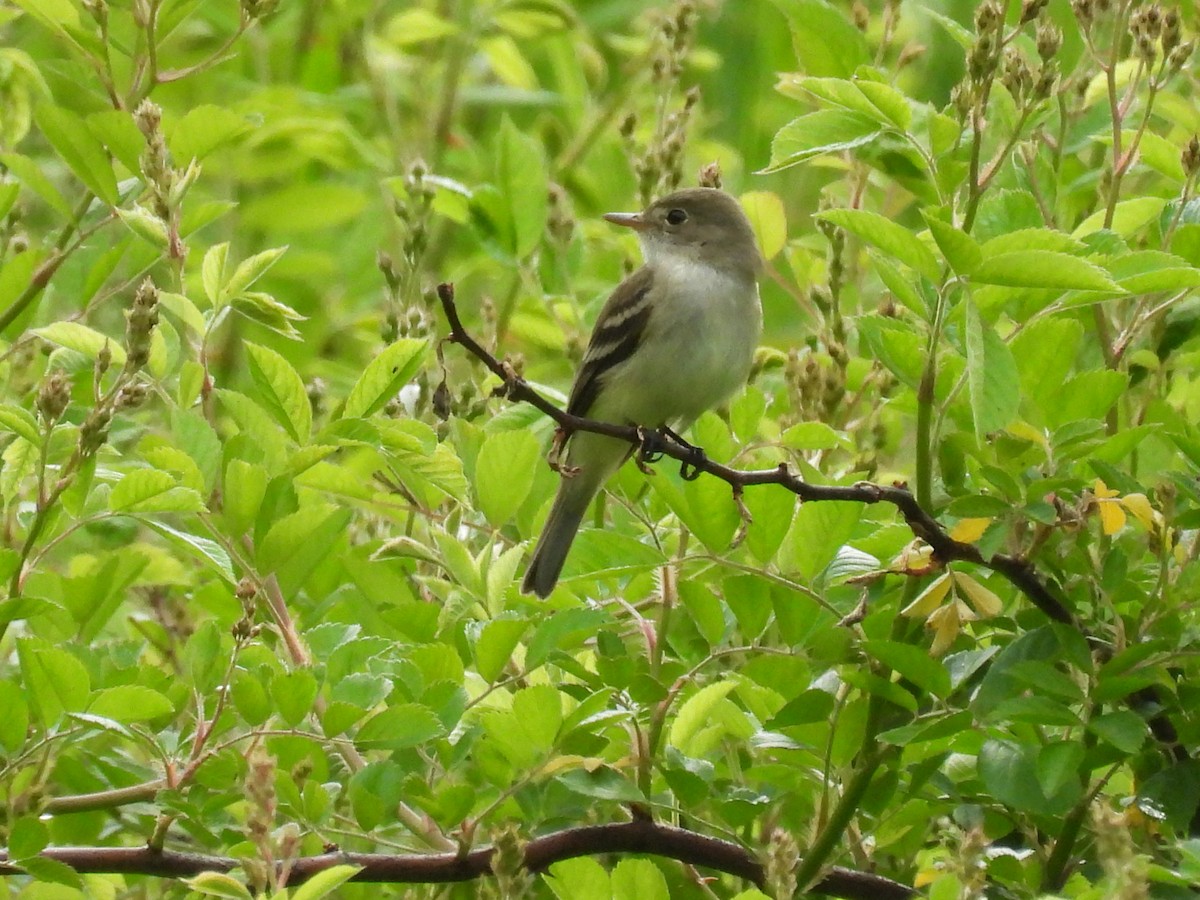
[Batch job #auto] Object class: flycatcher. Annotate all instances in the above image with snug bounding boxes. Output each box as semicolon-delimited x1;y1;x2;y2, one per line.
522;187;763;598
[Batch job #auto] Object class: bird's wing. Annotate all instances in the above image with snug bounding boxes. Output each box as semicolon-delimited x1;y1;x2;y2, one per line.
566;266;654;419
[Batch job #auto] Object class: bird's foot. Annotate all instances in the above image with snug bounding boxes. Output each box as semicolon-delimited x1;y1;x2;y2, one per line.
548;428;580;477
635;426;664;474
660;426;707;481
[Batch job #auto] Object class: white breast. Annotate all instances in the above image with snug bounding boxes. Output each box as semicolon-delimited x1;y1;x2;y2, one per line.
592;256;761;429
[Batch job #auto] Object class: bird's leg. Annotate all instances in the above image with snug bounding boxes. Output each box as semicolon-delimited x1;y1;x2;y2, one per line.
660;425;707;481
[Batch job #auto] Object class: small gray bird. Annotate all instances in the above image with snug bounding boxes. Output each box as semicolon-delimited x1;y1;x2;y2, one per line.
522;188;763;598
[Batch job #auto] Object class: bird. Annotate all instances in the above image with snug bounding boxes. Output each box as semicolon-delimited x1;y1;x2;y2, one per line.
521;187;763;598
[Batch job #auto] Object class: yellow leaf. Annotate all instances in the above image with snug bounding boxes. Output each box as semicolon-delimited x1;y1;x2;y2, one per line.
1098;500;1126;535
953;572;1003;617
1006;420;1048;445
901;573;952;618
927;602;961;655
949;517;991;543
1093;478;1119;499
1120;493;1155;530
740;191;788;260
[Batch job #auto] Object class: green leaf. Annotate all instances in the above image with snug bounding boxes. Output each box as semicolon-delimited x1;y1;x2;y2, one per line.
777;499;861;580
86;109;144;174
168;105;251;161
116;205;170;248
1037;741;1084;798
0;404;41;446
0;153;72;219
512;684;563;752
88;685;174;722
669;682;736;752
223;460;268;535
816;208;940;280
612;859;669;900
182;873;254;900
109;469;204;513
34;105;118;205
342;339;428;419
382;8;460;45
1088;710;1147;753
202;242;229;306
554;766;645;802
769;0;870;77
9;816;49;860
1072;197;1167;238
0;680;30;751
972;250;1123;292
33;321;125;365
348;761;405;830
271;668;319;727
863;640;951;698
923;213;981;276
474;615;528;683
475;429;540;527
978;738;1079;815
225;246;287;299
290;866;363;900
18;640;90;727
355;703;444;750
965;299;1019;437
762;110;883;172
256;504;351;574
145;520;235;582
245;342;312;443
496;116;547;258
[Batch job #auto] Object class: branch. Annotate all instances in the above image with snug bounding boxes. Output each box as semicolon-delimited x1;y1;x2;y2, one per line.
435;282;1076;626
0;822;916;899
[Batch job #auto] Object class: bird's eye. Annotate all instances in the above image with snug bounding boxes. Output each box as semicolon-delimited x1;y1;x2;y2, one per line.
665;208;688;225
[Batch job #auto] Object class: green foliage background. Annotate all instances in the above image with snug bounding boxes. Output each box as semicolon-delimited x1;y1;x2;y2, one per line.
3;0;1200;898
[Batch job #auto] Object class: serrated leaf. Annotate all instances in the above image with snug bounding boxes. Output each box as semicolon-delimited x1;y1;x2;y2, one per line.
202;242;229;306
973;250;1123;291
182;872;254;900
342;339;427;419
88;685;174;722
245;342;311;443
35;105;118;205
144;520;235;582
475;429;540;527
18;640;90;727
816;208;940;280
669;682;736;752
496;116;547;257
965;299;1019;437
0;405;41;446
0;153;72;219
290;865;363;900
923;213;981;276
225;246;287;299
355;703;444;750
33;322;125;365
761;109;883;172
109;469;204;513
116;205;169;247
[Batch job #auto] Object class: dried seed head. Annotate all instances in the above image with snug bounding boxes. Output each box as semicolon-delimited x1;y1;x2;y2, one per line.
1037;19;1063;60
37;370;71;423
1182;135;1200;176
124;279;160;373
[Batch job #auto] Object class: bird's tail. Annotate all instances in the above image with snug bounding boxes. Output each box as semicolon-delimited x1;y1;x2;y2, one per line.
521;477;596;598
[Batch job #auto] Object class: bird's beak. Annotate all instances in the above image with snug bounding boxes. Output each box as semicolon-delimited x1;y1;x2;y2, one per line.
603;211;650;231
